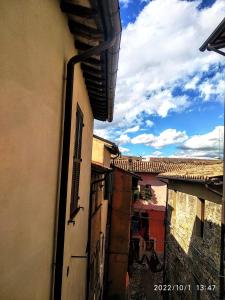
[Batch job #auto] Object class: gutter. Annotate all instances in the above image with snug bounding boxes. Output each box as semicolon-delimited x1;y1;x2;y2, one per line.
53;24;120;300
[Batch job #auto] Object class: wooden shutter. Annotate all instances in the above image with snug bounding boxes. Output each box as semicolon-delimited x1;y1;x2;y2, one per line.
70;104;83;218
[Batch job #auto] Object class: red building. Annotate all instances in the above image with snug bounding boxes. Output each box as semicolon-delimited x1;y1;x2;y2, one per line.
114;157;206;261
104;166;139;299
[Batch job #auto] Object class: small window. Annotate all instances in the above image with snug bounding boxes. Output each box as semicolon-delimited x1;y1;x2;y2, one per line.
139;184;152;200
104;172;113;200
70;104;83;218
195;198;205;238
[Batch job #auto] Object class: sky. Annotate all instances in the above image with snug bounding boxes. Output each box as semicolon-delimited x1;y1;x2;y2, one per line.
94;0;225;159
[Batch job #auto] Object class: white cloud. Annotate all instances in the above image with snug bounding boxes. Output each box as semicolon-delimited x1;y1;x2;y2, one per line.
116;134;131;144
94;128;110;139
120;0;131;7
184;75;200;90
199;72;225;101
119;146;130;153
145;120;154;127
180;125;224;151
169;150;218;159
172;125;224;159
131;128;188;148
151;150;162;157
124;125;140;133
95;0;225;138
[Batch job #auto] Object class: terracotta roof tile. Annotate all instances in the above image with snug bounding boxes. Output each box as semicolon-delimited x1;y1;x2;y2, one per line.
159;162;223;182
114;157;222;176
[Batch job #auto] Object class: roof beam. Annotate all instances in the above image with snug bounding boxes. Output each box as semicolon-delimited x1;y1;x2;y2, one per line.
85;83;106;92
68;20;103;40
89;95;107;102
82;65;104;75
60;2;98;18
83;71;105;80
84;57;102;66
88;90;106;97
75;40;99;51
85;78;105;86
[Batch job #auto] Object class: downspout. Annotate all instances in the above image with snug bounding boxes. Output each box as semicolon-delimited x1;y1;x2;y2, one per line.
53;36;118;300
86;169;113;300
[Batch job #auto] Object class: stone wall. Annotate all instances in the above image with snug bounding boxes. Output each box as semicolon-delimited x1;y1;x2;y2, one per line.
165;184;222;300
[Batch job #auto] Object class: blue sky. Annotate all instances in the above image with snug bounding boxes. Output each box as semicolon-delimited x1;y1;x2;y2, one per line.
94;0;225;159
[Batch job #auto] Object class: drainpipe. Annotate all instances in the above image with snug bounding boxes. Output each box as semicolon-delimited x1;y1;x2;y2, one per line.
86;170;113;300
53;35;118;300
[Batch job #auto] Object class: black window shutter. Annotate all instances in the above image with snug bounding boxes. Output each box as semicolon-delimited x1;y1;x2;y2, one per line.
70;104;83;218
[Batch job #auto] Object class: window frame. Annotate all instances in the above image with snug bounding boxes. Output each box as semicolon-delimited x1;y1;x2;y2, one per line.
70;104;84;219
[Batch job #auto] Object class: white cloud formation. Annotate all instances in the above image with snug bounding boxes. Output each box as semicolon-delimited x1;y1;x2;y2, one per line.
151;150;162;157
124;125;140;133
145;120;154;127
184;75;200;90
94;128;110;139
199;72;225;101
95;0;225;138
170;125;224;158
120;0;131;7
180;125;224;151
116;134;131;144
119;146;130;153
131;128;188;148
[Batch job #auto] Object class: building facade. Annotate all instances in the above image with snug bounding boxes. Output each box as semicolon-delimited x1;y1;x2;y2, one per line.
160;163;223;299
87;135;119;299
106;167;139;300
0;1;121;299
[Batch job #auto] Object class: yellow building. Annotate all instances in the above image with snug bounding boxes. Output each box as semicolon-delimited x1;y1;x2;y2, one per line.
87;135;119;299
0;1;121;300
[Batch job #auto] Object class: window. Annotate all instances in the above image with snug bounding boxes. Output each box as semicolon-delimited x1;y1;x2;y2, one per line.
104;172;113;200
195;198;205;238
70;104;83;218
139;184;152;200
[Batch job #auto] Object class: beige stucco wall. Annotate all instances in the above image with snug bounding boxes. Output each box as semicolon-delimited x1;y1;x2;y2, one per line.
92;137;111;168
62;63;93;300
0;1;93;300
91;137;112;294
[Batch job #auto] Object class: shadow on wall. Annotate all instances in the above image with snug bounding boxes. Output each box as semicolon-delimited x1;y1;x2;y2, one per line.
164;204;222;300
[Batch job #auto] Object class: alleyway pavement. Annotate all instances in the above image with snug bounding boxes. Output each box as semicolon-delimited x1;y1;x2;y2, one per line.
129;262;163;300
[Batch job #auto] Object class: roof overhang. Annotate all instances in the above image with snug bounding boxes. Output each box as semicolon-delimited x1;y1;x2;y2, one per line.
61;0;122;121
91;161;112;173
199;17;225;56
93;134;120;155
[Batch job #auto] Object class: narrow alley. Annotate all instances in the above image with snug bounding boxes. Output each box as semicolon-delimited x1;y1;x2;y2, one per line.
0;1;225;300
129;262;163;300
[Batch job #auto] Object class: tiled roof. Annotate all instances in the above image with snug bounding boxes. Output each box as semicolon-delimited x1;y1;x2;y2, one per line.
159;162;223;182
114;157;222;174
